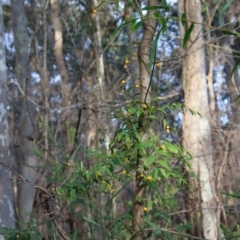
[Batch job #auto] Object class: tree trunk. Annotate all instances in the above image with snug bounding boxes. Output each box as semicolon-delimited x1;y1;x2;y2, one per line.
91;0;111;149
131;1;157;239
50;0;69;108
0;0;15;231
179;0;220;239
11;0;38;229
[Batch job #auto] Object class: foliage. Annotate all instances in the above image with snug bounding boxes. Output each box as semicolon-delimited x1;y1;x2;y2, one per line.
2;100;191;239
2;0;240;239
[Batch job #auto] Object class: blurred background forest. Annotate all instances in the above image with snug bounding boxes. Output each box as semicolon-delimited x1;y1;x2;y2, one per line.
0;0;240;239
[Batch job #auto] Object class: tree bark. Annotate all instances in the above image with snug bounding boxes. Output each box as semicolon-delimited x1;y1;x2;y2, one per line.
50;0;69;108
91;0;111;150
0;0;15;230
11;0;38;229
179;0;220;239
131;1;157;239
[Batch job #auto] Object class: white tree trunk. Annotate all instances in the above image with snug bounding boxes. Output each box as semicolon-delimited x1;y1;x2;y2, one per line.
179;0;220;239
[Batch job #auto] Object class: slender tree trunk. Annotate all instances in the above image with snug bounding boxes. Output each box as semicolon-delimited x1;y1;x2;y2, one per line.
179;0;220;239
50;0;69;108
37;1;50;237
91;0;111;149
0;0;15;230
90;2;112;238
11;0;38;229
131;1;157;239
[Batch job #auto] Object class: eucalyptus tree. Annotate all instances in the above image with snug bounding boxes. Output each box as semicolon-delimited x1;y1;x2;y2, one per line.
179;0;220;238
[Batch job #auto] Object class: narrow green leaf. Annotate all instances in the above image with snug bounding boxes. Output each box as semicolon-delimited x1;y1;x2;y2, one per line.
70;188;76;199
154;12;167;34
160;18;167;35
83;216;101;228
146;155;155;167
147;200;153;211
116;131;125;142
157;149;171;157
234;95;240;103
180;13;187;29
221;191;240;198
183;23;194;49
160;168;168;178
80;161;84;171
221;30;238;36
152;168;158;179
158;160;170;169
137;141;151;148
219;0;234;25
149;28;161;69
165;141;178;154
162;0;168;7
110;18;138;41
231;58;240;78
130;19;143;31
134;131;141;141
149;115;158;120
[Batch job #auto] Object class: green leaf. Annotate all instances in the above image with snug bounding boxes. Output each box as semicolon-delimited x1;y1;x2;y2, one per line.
157;149;171;157
133;131;141;141
110;18;138;41
152;168;158;179
219;0;234;25
147;200;153;211
149;27;161;69
162;0;168;7
70;188;76;199
182;23;194;49
116;131;125;142
80;161;84;171
164;141;178;154
221;30;238;36
154;12;167;34
221;191;240;199
130;19;143;31
160;168;168;179
144;218;159;228
231;58;240;78
149;115;158;120
83;216;101;228
234;95;240;103
137;141;152;148
160;18;167;35
158;160;170;169
146;155;155;167
188;108;201;117
180;13;187;29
